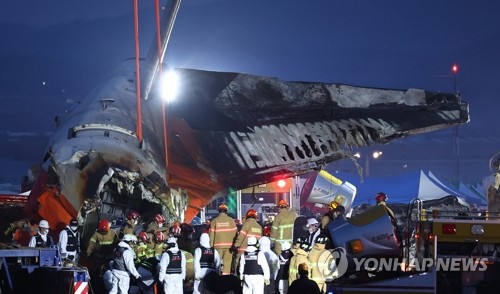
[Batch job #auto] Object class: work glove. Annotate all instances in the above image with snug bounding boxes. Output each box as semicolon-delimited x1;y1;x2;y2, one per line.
264;279;270;286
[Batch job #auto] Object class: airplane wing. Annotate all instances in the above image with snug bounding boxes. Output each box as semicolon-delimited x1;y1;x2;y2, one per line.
163;68;469;220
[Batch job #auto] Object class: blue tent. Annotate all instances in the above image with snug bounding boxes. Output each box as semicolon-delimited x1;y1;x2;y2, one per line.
323;170;487;206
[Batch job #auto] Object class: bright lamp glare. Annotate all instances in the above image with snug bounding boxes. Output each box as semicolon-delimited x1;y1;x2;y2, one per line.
160;70;179;102
277;180;286;188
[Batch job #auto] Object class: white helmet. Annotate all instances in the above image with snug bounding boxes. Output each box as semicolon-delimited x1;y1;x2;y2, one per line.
306;218;319;228
122;234;138;242
247;236;258;246
281;241;292;251
39;220;50;229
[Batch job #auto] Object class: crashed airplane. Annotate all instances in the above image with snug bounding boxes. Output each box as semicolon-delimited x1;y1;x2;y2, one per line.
24;0;469;236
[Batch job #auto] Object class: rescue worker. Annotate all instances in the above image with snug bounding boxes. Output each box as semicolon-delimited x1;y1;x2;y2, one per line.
320;200;340;230
135;231;151;262
5;218;35;246
86;218;120;293
86;218;119;259
288;263;321;294
159;236;186;294
209;203;238;275
194;233;221;294
305;218;320;248
58;218;80;262
259;236;280;294
181;247;195;292
276;241;293;294
153;231;167;258
288;237;310;285
120;210;141;238
28;219;54;248
233;209;262;271
271;199;297;256
375;192;402;254
146;213;167;233
104;234;142;294
239;236;270;294
178;222;196;253
308;234;333;293
375;192;396;223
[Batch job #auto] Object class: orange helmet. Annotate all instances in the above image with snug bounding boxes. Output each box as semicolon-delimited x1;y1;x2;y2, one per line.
154;214;166;223
246;209;258;219
155;231;165;243
127;211;140;221
98;219;110;232
263;226;271;237
278;199;289;208
137;231;150;243
375;192;388;203
218;203;228;212
329;200;339;210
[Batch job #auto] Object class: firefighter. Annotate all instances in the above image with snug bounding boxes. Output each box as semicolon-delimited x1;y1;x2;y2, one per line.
259;236;280;294
58;218;80;262
158;236;186;294
153;231;167;258
135;231;151;262
146;213;167;234
233;209;262;271
120;210;141;238
178;222;196;253
305;218;320;248
28;219;54;248
320;200;340;230
276;241;293;294
271;199;298;256
375;192;396;223
181;247;195;292
308;234;332;293
239;236;270;294
288;263;321;294
194;232;221;294
103;234;142;294
86;218;120;293
288;237;311;285
209;203;238;275
86;219;119;258
375;192;402;254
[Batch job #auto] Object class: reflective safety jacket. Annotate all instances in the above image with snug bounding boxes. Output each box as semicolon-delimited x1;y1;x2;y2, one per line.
86;229;119;258
288;248;309;284
209;212;237;249
182;249;195;281
308;243;334;292
271;208;297;246
234;217;262;253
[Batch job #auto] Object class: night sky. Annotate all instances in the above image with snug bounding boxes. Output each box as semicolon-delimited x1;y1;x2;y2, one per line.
0;0;499;185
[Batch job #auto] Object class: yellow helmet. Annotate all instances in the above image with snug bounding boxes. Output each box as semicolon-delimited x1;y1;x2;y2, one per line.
329;200;339;210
